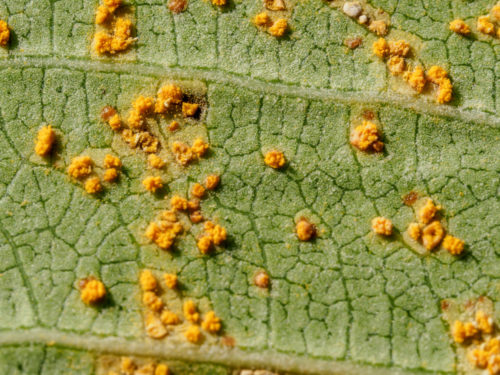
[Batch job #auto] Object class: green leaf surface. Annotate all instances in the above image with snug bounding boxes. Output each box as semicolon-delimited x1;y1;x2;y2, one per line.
0;0;499;374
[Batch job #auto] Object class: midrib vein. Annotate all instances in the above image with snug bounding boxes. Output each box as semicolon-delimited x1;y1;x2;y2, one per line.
0;329;445;375
1;55;498;128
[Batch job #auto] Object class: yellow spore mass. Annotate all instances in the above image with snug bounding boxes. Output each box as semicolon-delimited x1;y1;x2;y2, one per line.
121;357;135;374
488;355;500;375
197;235;213;254
182;102;199;117
184;325;201;343
68;156;93;179
254;12;271;27
212;0;227;6
0;20;10;46
163;273;178;289
143;176;163;192
204;221;227;245
426;66;448;85
493;4;500;20
191;138;209;158
145;221;183;250
155;364;170;375
94;31;113;54
132;95;154;115
148;154;165;169
191;183;205;198
371;216;393;236
103;168;119;182
449;19;470;35
143;291;164;312
139;270;158;291
418;199;439;224
104;154;122;169
477;15;495;35
436;78;453;104
404;66;426;93
372;38;389;58
103;0;122;12
108;114;121;130
201;311;221;333
407;222;421;241
183;300;200;323
442;234;464;255
476;310;494;334
368;20;388;36
268;18;287;37
350;120;384;152
161;310;180;326
421;221;445;250
170;195;188;211
155;84;183;113
388;40;410;57
35;125;56;156
95;5;111;24
205;174;220;190
296;218;316;241
387;56;405;76
264;150;286;169
84;177;102;194
80;279;106;305
452;320;478;343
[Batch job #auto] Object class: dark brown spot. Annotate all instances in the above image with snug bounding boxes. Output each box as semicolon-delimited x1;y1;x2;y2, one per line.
100;106;117;121
168;0;187;13
362;110;375;120
403;191;418;206
344;37;362;49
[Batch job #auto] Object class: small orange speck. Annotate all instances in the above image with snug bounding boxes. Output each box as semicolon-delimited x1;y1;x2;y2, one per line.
205;174;220;190
254;12;271;27
296;218;316;241
371;216;393;236
0;20;10;46
449;19;470;35
35;125;56;156
264;150;286;169
184;325;201;343
201;311;221;333
84;177;102;194
148;154;165;169
442;235;464;255
143;176;163;192
139;270;158;291
80;279;106;304
191;183;205;198
104;154;122;169
268;18;287;37
183;300;200;323
170;195;188;211
103;168;119;182
182;102;199;117
163;273;178;289
68;156;93;179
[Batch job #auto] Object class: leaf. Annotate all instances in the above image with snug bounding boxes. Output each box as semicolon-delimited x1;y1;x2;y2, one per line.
0;0;499;374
